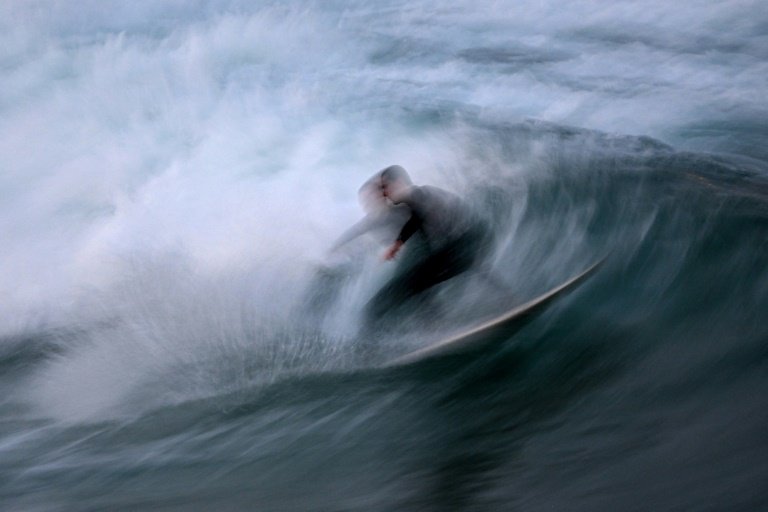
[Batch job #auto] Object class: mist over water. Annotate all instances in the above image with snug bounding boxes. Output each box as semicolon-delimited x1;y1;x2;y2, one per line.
1;1;767;511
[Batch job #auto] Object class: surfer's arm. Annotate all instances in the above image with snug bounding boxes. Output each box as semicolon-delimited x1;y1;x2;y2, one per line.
397;212;420;244
383;240;404;260
384;212;420;260
329;216;377;252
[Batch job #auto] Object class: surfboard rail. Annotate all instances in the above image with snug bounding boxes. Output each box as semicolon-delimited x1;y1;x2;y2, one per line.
383;256;606;367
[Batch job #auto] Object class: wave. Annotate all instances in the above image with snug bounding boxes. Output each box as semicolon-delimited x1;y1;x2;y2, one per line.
7;121;764;428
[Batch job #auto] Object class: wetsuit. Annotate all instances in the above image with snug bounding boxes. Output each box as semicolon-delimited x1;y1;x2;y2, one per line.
364;185;489;323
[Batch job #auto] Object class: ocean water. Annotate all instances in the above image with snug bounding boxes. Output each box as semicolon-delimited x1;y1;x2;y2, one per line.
1;1;767;510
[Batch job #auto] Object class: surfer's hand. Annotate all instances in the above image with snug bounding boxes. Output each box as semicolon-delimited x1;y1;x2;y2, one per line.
384;240;403;261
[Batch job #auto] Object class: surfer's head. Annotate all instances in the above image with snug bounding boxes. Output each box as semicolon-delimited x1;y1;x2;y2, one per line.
358;174;389;213
379;165;412;203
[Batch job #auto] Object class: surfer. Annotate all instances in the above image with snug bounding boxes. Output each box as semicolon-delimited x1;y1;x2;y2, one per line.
363;165;490;330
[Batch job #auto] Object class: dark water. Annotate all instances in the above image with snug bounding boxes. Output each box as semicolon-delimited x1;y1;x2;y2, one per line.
2;2;768;511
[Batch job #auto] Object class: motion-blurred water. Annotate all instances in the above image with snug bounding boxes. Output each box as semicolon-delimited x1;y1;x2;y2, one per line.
1;2;767;510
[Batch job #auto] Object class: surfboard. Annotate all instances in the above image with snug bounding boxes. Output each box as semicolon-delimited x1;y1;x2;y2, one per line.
383;257;606;367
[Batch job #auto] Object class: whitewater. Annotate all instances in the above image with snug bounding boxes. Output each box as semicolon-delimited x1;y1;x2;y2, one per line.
1;1;766;510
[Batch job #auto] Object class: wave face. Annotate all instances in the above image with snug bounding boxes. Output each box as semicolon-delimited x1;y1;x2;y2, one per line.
1;2;767;511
